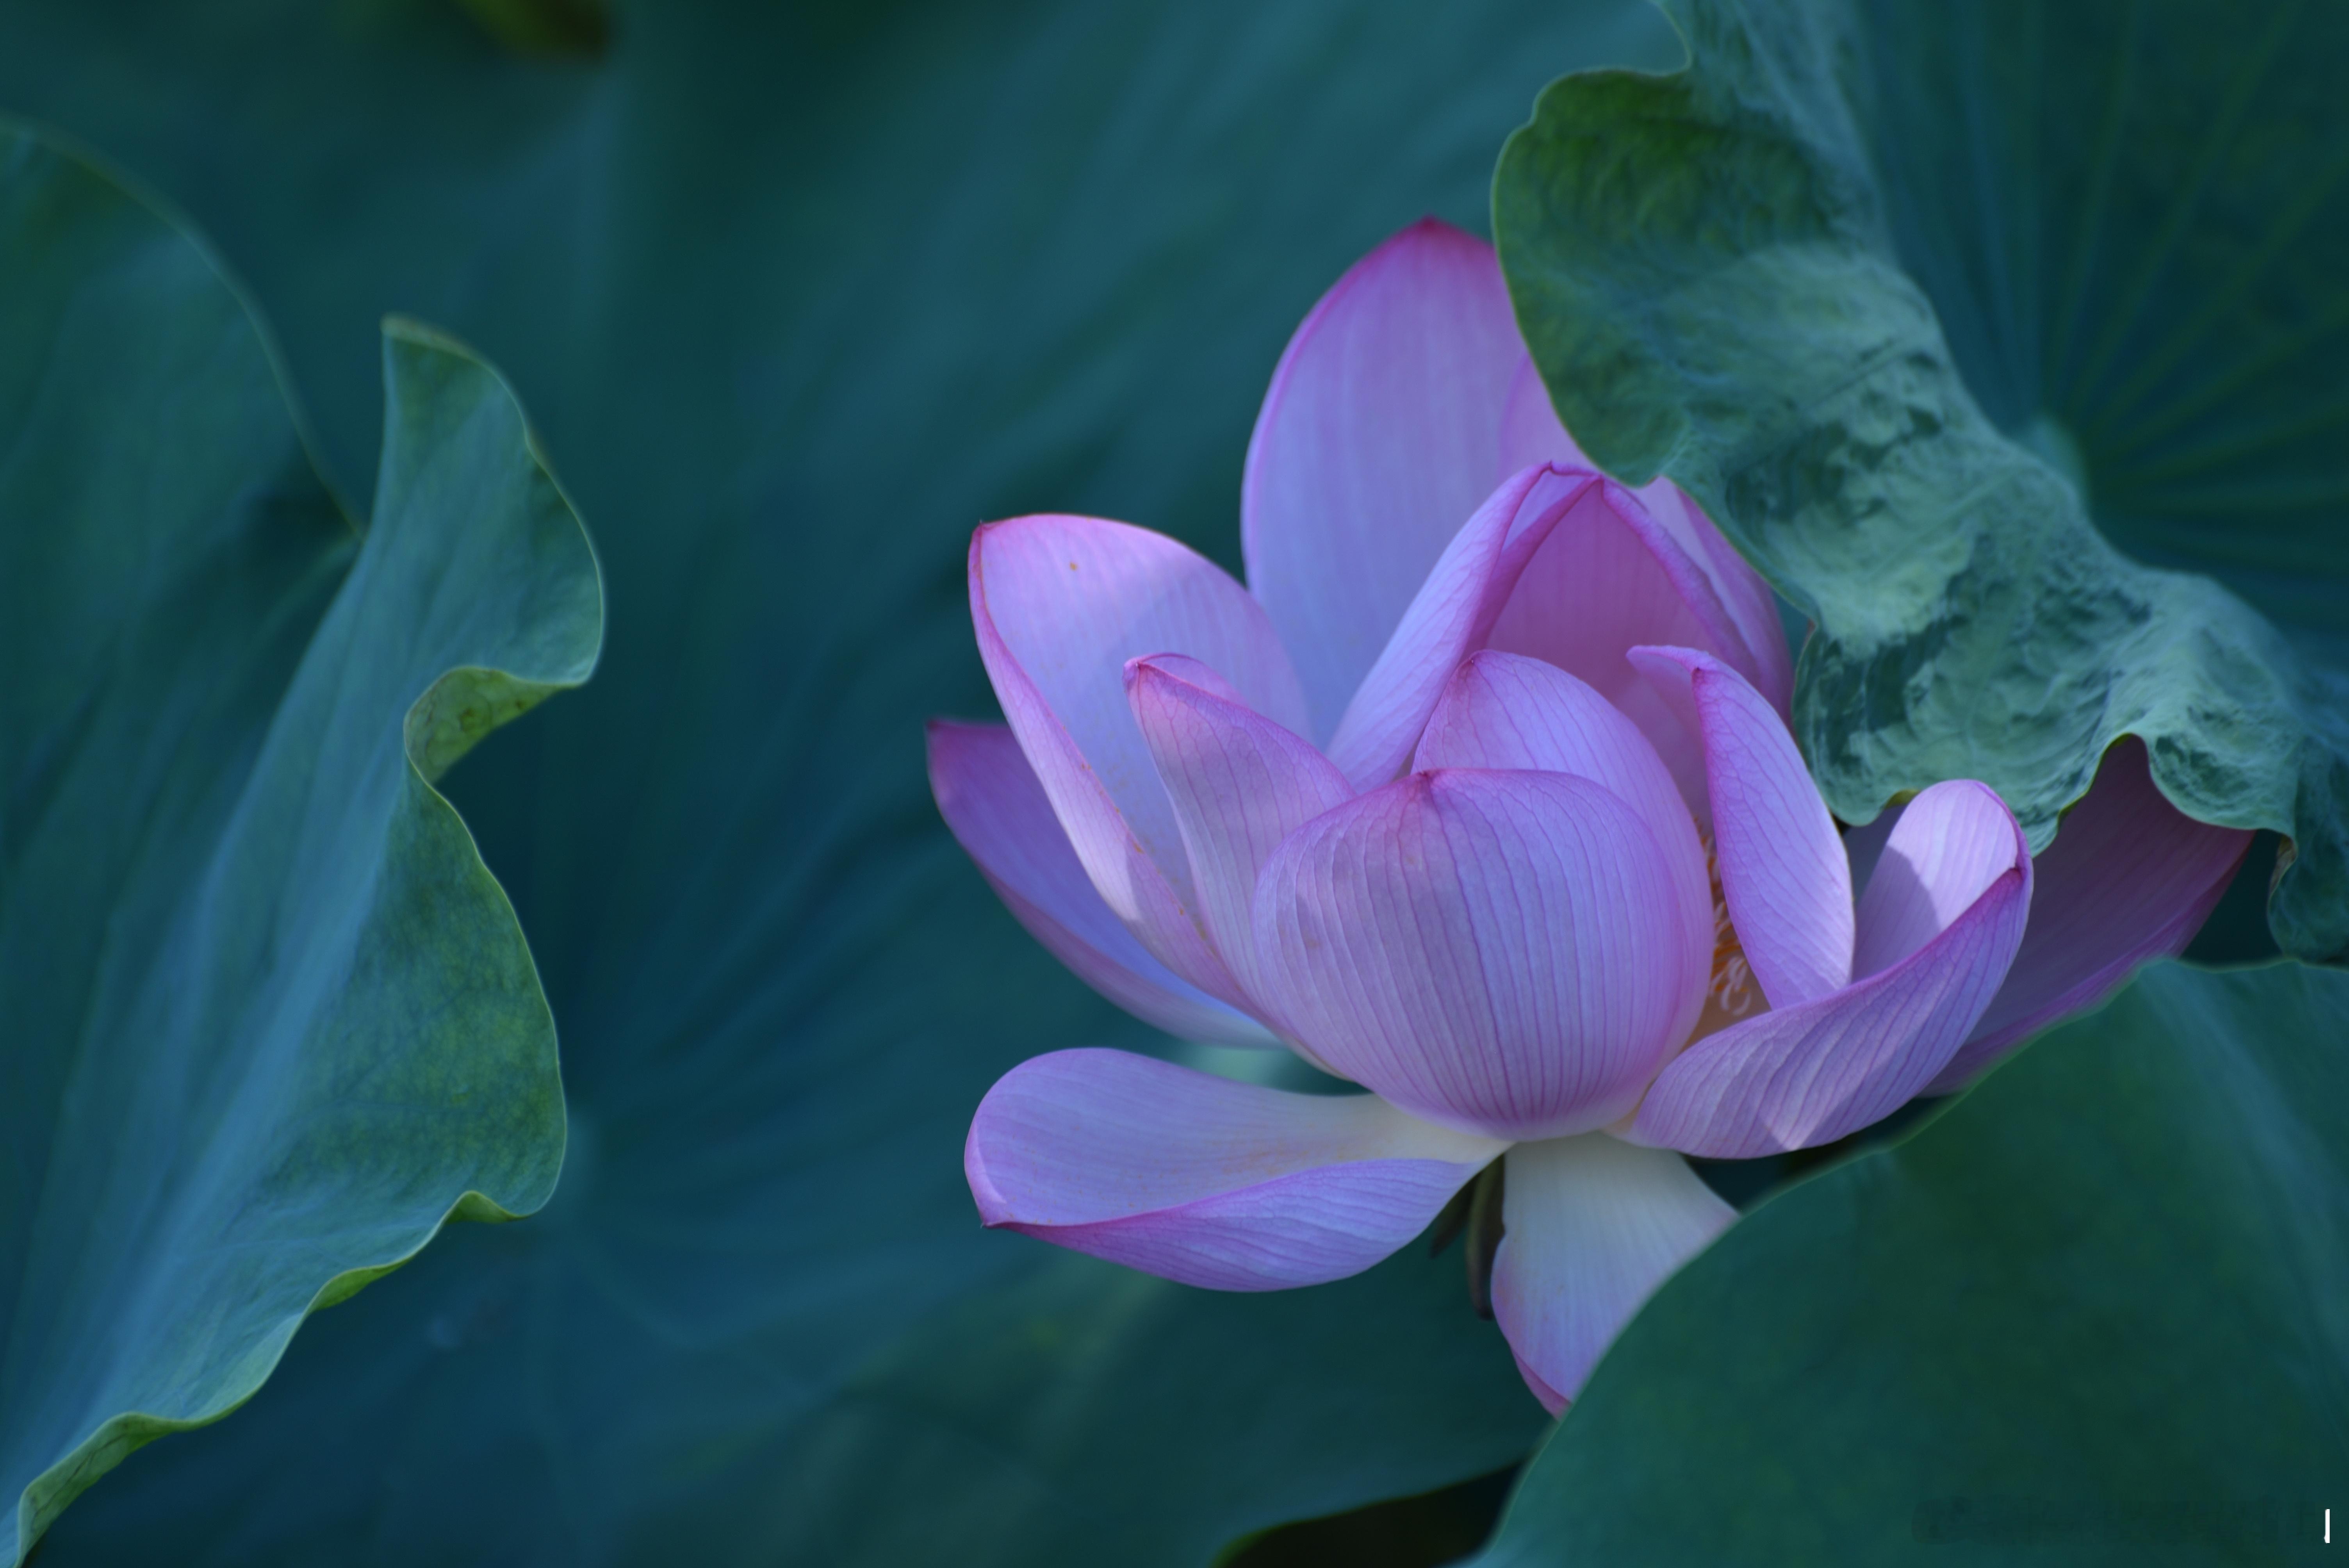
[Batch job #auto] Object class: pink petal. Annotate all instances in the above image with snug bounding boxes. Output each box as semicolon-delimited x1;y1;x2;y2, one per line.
927;722;1276;1046
1242;219;1529;739
1489;485;1781;811
1490;1133;1735;1413
1415;650;1713;1051
966;1048;1507;1290
1841;802;1901;893
1496;354;1593;475
1927;738;2252;1092
1494;359;1793;725
1853;780;2034;976
1252;769;1695;1141
1125;655;1354;1011
1324;464;1599;789
1635;479;1795;718
1631;645;1854;1008
1633;790;2032;1157
970;515;1310;1005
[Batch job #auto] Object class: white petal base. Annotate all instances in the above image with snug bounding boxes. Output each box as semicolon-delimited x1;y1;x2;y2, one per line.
1491;1133;1735;1413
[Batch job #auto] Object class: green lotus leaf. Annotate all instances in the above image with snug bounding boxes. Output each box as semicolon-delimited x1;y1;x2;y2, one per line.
0;124;599;1563
1474;959;2349;1564
0;2;1687;1561
1495;0;2349;961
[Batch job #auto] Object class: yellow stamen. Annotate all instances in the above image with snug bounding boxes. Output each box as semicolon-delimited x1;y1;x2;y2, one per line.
1687;831;1763;1044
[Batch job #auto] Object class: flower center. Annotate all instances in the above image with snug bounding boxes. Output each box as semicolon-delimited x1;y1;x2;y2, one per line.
1686;830;1763;1045
1705;834;1759;1019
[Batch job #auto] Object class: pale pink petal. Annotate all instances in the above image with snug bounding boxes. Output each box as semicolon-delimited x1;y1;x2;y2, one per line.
966;1048;1507;1290
1631;646;1854;1008
1635;479;1795;718
1927;738;2252;1092
1841;802;1901;893
1495;354;1591;476
1242;219;1528;738
1852;780;2032;977
927;722;1277;1046
1490;486;1773;811
1491;1133;1735;1413
1253;770;1694;1141
1125;655;1354;1009
1415;650;1712;1051
1633;806;2032;1158
1324;464;1598;789
1511;1353;1572;1416
970;515;1309;1005
1495;347;1793;727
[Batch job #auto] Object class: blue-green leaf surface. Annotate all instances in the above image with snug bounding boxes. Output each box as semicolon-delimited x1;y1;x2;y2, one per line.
1475;960;2349;1566
0;3;1683;1562
1495;0;2349;960
1;126;599;1561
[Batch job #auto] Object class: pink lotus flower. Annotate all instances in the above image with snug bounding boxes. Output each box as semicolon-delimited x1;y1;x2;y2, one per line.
929;221;2252;1411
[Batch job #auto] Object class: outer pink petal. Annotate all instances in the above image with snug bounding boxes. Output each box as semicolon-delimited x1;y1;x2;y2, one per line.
1252;770;1693;1141
1633;802;2032;1158
1324;464;1599;789
1631;645;1854;1008
1125;655;1354;1010
1242;219;1529;739
1852;780;2034;977
1495;360;1793;723
1490;1133;1736;1413
1927;738;2251;1092
1496;354;1593;476
1415;650;1712;1051
970;515;1309;1005
927;722;1276;1046
1633;480;1794;717
1488;484;1775;810
1841;801;1900;893
966;1048;1507;1290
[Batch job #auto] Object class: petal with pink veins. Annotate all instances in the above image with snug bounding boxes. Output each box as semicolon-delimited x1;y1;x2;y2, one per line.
1325;464;1599;789
1415;650;1712;1050
1634;479;1795;718
1489;486;1780;811
1493;361;1792;725
1491;1133;1736;1414
1853;781;2035;977
970;514;1309;1006
1126;655;1354;1011
1632;645;1854;1008
1253;769;1693;1141
927;721;1276;1046
966;1048;1506;1290
1926;737;2251;1092
1496;354;1592;476
1633;781;2032;1157
1242;219;1529;738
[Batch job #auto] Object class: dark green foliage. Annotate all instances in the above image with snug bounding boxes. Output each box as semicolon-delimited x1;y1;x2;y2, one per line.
1479;962;2349;1566
1496;0;2349;961
0;127;597;1562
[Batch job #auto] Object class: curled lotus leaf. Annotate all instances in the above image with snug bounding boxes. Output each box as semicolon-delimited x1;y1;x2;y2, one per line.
0;122;600;1563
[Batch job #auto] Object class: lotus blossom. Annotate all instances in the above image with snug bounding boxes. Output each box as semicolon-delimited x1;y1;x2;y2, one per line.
928;221;2253;1411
